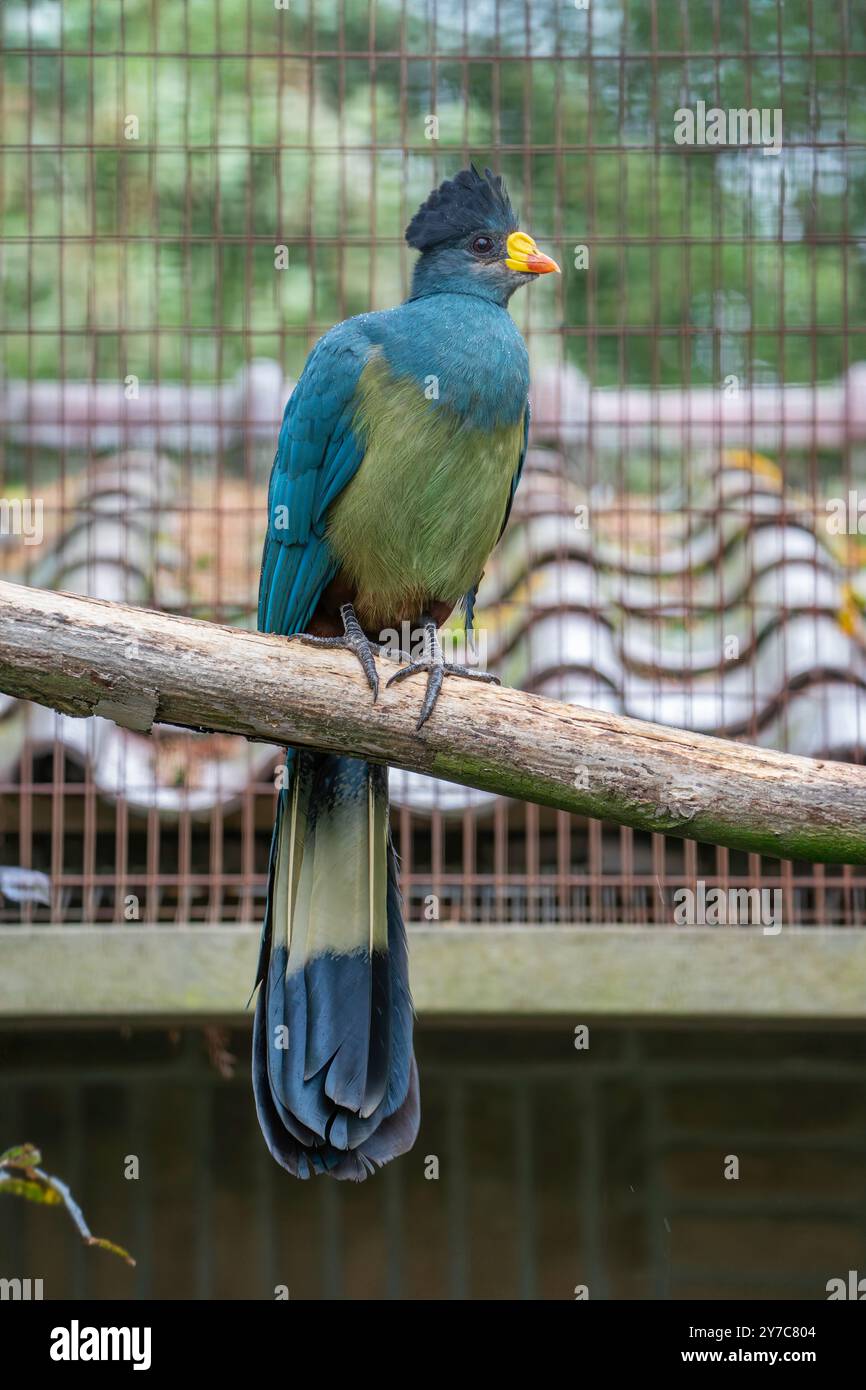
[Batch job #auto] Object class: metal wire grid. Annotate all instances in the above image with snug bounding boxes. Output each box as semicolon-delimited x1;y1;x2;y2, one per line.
0;0;864;925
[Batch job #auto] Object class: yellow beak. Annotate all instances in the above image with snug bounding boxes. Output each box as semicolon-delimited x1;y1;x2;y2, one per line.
505;230;560;275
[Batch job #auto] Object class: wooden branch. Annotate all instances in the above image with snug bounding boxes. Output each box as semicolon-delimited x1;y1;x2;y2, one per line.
0;578;864;863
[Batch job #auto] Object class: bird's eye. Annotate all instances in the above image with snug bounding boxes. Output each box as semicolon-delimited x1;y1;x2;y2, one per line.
471;235;495;256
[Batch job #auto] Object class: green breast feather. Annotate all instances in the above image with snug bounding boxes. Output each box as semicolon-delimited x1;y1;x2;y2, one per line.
326;354;523;633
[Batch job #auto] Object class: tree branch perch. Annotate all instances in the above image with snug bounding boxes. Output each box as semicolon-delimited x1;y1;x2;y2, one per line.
0;578;864;863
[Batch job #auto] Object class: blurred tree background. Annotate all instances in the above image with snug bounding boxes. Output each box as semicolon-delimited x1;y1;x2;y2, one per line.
1;0;864;390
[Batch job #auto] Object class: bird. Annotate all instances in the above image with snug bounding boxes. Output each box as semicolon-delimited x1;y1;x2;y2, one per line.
253;165;559;1179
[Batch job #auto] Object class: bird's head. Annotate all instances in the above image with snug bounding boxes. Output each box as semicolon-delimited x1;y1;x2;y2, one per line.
405;165;560;305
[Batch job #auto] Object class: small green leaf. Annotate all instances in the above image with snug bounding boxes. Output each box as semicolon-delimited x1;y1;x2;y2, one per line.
0;1142;43;1169
0;1173;62;1206
85;1236;136;1267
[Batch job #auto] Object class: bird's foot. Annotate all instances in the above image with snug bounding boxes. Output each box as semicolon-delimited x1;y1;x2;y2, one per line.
294;604;380;700
385;616;500;730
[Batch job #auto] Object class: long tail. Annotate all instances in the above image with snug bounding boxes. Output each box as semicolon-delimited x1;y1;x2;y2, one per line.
252;749;419;1180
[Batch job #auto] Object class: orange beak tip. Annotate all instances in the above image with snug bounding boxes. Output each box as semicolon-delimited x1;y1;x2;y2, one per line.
526;253;560;275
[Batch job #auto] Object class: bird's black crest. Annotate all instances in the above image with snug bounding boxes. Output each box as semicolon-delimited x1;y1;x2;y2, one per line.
405;165;518;252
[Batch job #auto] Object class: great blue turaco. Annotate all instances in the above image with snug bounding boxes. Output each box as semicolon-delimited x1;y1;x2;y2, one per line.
253;166;559;1179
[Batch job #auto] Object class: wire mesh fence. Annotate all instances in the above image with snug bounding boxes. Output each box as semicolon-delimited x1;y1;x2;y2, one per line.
1;0;864;925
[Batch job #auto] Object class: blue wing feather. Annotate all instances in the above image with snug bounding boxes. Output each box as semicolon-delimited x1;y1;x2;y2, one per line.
257;330;369;637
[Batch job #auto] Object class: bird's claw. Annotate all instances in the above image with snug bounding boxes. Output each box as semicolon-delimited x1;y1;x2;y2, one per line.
386;658;500;730
294;605;380;701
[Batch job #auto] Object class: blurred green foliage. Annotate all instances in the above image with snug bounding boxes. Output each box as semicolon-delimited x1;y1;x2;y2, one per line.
0;0;864;385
